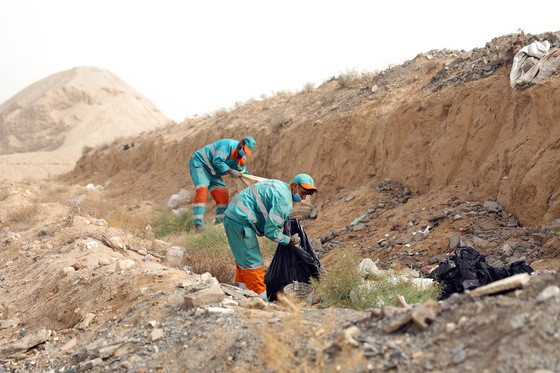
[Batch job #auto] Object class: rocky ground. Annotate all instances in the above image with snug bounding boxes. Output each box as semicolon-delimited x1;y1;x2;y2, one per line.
2;30;560;373
1;177;560;373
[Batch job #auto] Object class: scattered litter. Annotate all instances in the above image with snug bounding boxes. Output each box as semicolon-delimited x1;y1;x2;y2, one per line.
510;40;560;88
351;213;367;226
86;181;110;191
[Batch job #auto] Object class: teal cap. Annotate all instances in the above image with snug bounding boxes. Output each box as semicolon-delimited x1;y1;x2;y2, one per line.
292;174;318;191
243;136;256;151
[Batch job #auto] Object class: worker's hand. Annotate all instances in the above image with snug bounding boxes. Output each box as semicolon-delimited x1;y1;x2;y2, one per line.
290;233;301;246
228;169;241;178
240;168;248;175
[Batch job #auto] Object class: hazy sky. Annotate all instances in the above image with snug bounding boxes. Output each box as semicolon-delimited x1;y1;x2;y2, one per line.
1;1;559;122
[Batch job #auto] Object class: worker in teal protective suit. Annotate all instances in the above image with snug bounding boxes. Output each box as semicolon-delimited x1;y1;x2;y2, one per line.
223;174;318;299
189;136;256;231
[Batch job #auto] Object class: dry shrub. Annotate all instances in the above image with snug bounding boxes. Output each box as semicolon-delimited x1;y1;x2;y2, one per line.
259;310;365;372
302;82;315;93
6;204;40;226
35;183;71;204
185;249;236;284
78;190;113;219
182;226;235;284
107;210;154;237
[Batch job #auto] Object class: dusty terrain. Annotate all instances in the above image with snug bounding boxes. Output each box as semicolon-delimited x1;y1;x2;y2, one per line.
2;30;560;372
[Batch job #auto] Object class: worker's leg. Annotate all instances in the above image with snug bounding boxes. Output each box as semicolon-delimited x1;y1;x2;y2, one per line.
224;216;267;299
209;176;229;224
235;264;266;299
189;158;210;228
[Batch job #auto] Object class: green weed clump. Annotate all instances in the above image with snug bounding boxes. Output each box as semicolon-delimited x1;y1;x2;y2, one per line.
311;247;441;310
310;247;362;309
153;209;194;238
350;275;441;311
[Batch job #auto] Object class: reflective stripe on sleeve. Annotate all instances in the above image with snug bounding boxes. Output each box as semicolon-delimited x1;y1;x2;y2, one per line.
250;185;268;221
273;231;284;243
200;146;216;175
269;211;285;225
232;197;263;235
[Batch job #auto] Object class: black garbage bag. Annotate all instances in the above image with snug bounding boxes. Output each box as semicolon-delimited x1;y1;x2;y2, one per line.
264;217;322;302
428;246;533;300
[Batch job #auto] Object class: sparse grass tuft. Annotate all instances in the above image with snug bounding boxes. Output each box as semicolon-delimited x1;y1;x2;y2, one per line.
320;92;337;106
107;210;154;237
302;82;315;93
36;183;71;204
311;247;441;310
350;274;442;310
182;225;234;283
214;107;229;118
310;247;362;308
153;209;194;238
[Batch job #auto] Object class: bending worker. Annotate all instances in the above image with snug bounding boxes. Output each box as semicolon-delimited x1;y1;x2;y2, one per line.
223;174;318;299
189;136;256;231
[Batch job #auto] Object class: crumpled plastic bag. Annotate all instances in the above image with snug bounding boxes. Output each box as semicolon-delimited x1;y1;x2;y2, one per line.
510;40;560;88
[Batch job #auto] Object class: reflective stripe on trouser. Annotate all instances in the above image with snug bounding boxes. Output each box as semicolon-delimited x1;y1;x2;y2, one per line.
224;216;266;297
235;264;267;298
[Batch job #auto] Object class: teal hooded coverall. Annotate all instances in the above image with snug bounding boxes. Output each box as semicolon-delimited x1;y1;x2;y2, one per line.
223;179;293;297
189;137;255;226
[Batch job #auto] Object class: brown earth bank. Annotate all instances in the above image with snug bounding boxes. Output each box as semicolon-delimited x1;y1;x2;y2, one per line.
64;32;560;228
1;31;560;372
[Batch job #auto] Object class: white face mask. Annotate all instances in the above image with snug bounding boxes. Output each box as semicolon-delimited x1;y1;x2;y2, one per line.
238;148;246;157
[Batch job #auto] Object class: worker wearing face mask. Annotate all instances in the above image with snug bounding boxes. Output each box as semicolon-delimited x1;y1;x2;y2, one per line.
189;136;256;231
223;174;318;299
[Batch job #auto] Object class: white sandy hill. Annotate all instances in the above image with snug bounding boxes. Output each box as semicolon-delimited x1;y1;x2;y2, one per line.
0;66;170;181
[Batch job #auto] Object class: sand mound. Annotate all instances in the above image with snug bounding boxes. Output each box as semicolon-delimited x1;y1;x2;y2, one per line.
0;66;170;180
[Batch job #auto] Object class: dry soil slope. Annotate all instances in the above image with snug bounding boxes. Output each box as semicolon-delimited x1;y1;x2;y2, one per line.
0;66;170;181
66;32;560;227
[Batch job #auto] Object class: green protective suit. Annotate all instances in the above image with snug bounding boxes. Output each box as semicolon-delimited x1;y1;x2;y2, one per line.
224;179;293;267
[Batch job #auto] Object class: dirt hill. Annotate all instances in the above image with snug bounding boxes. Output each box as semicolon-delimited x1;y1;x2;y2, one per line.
2;31;560;372
0;66;170;181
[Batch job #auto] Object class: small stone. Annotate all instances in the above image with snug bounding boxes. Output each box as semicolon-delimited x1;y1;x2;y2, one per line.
453;349;467;365
150;328;164;342
537;286;560;302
